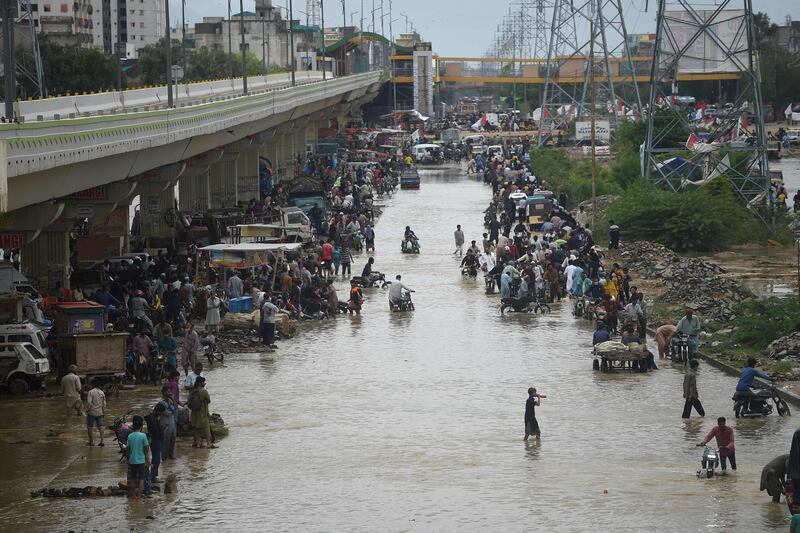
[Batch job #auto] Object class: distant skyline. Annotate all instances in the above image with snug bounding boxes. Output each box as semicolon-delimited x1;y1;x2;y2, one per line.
173;0;800;57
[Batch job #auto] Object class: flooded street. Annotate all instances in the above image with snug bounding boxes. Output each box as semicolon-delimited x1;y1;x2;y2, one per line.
1;166;797;532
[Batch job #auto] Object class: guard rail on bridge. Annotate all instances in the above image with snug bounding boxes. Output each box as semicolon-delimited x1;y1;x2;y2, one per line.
4;71;326;123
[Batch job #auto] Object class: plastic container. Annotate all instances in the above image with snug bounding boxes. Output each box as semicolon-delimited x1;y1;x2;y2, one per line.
229;296;253;314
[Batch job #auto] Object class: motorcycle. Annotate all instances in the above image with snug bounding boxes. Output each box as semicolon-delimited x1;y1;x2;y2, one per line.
573;297;586;318
669;334;691;364
696;446;720;478
401;238;420;254
461;264;478;279
202;333;222;366
351;272;390;289
732;385;790;418
150;350;167;384
112;410;135;463
500;293;551;315
484;273;498;294
389;292;415;312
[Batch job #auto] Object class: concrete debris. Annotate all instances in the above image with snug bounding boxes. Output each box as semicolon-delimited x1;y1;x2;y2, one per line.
618;241;753;321
575;195;619;220
764;332;800;360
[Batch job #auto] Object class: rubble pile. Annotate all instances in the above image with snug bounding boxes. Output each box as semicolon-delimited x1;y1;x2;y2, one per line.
617;241;753;321
575;195;619;221
764;332;800;361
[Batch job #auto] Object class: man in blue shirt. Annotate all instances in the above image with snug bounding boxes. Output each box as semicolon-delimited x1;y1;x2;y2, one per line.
736;357;773;392
592;323;611;345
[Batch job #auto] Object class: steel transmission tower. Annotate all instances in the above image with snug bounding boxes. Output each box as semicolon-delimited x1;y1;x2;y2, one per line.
642;0;769;216
306;0;321;27
538;0;642;145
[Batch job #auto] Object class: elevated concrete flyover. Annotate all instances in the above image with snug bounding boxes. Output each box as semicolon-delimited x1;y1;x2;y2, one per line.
0;70;384;290
0;70;384;213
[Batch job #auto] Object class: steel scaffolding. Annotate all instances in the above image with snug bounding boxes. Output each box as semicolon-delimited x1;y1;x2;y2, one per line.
642;0;770;217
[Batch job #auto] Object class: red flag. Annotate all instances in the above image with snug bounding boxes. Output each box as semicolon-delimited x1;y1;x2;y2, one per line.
741;114;748;130
685;134;700;150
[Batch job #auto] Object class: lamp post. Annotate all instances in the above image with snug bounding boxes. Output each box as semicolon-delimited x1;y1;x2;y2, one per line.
261;5;267;71
401;12;409;33
228;0;234;79
165;0;173;108
239;0;248;94
181;0;187;88
321;0;327;80
289;0;295;86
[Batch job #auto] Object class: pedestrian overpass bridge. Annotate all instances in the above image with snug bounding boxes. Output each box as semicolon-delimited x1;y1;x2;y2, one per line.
0;70;384;288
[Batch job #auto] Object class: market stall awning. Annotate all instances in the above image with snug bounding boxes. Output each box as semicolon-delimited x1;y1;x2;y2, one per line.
199;243;302;252
200;243;302;269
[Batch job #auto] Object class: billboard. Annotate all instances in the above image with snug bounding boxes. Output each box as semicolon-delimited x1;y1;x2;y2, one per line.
662;10;748;74
575;120;611;142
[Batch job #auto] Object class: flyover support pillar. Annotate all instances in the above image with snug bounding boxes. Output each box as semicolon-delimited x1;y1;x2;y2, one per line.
136;168;179;247
236;149;261;205
208;159;238;210
21;230;70;293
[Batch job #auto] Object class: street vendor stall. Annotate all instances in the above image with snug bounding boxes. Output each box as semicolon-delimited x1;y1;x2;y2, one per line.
198;242;303;295
52;302;127;395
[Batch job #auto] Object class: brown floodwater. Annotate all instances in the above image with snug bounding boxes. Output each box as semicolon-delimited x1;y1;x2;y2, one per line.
0;166;797;532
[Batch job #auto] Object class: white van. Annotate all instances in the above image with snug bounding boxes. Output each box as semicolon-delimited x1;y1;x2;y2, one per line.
0;342;50;394
0;323;49;362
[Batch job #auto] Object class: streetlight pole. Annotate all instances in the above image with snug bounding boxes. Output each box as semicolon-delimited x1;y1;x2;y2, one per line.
164;0;173;108
240;0;248;94
228;0;234;79
181;0;187;87
321;0;327;80
359;0;363;71
289;0;296;86
340;0;345;28
262;6;267;71
401;12;409;33
2;0;16;119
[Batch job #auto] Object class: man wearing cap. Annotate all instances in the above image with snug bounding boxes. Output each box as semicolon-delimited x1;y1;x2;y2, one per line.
676;305;702;359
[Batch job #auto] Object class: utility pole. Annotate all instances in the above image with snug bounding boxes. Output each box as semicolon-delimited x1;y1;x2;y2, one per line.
321;0;327;80
262;7;267;71
589;20;597;231
360;0;364;71
289;0;296;85
2;0;16;119
181;0;188;87
341;0;345;28
165;0;173;108
240;0;248;94
228;0;234;79
116;0;124;109
390;1;396;111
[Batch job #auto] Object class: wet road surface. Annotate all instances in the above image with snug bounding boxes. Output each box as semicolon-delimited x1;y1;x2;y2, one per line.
0;166;797;532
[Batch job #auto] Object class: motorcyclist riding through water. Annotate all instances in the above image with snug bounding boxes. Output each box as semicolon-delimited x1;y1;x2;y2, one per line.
388;275;414;305
736;357;775;407
403;226;420;252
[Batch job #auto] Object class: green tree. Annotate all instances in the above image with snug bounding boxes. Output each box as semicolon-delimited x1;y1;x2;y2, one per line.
136;39;185;85
13;40;117;98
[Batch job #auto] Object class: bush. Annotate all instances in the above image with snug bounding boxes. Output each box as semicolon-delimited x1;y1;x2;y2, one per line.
603;178;762;251
731;298;800;349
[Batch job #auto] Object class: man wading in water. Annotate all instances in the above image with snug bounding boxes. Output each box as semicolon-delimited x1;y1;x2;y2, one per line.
524;387;542;441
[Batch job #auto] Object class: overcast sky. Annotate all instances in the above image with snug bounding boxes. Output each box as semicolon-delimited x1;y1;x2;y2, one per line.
177;0;800;57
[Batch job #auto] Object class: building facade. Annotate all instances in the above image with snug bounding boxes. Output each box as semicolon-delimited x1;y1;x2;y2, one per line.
18;0;165;58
